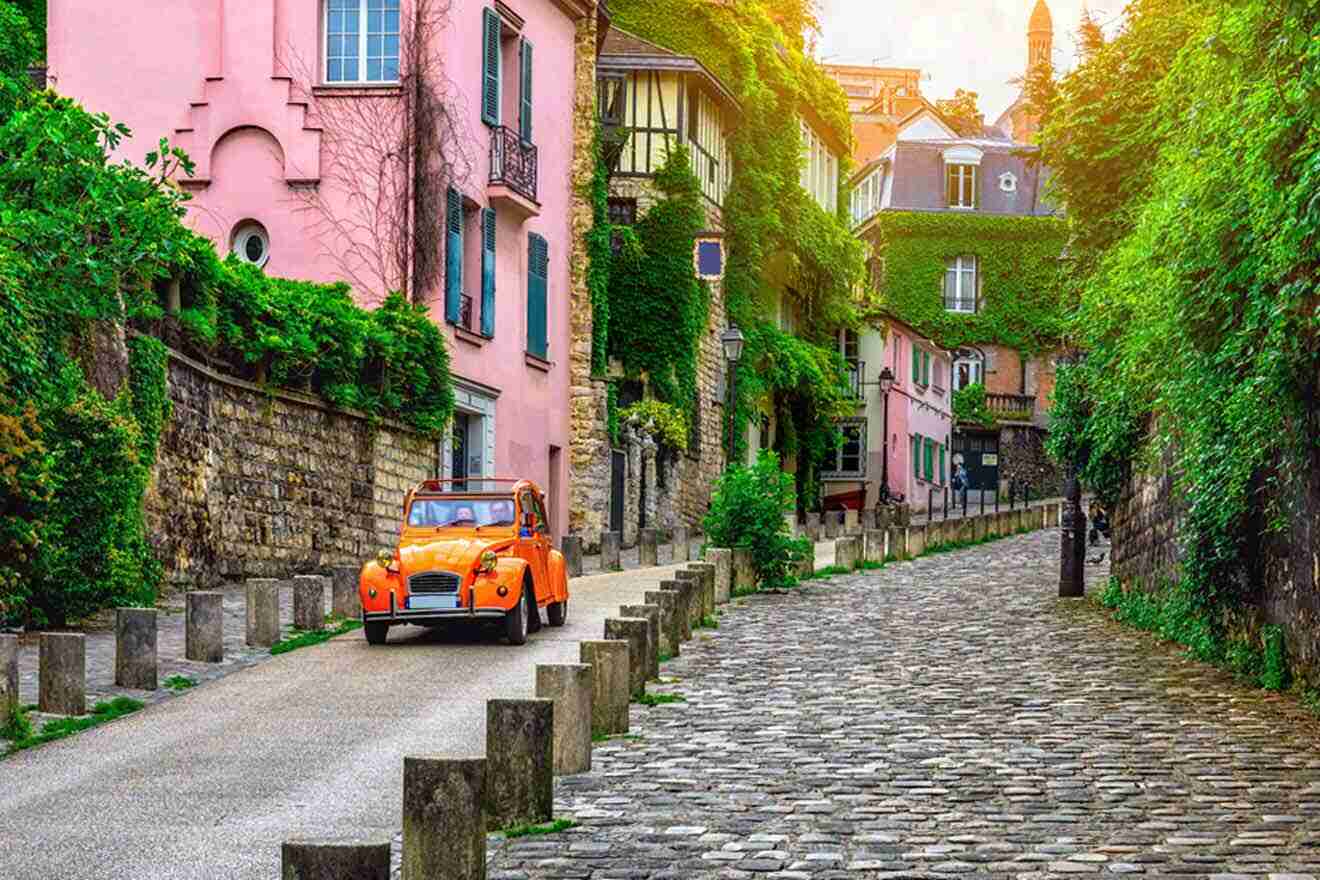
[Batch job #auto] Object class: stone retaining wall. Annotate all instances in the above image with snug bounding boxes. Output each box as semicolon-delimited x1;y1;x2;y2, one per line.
144;348;435;588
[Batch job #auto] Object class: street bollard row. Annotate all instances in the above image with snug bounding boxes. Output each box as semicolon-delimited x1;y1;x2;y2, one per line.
283;543;747;880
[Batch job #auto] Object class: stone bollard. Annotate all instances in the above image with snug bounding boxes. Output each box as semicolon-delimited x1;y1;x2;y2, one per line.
604;618;649;699
114;608;157;691
619;604;661;681
1;634;18;726
689;562;716;618
907;524;928;558
245;578;281;647
402;756;486;880
706;548;732;604
580;640;630;736
843;509;860;535
732;548;755;595
331;565;362;619
535;664;593;775
823;510;842;539
293;575;326;632
186;591;224;663
644;590;681;658
973;515;988;542
864;529;887;564
281;836;391;880
561;535;584;578
485;699;554;830
39;633;85;716
929;519;947;548
861;508;877;531
674;569;703;628
638;528;659;568
658;580;693;641
805;511;822;542
600;531;622;572
835;536;861;570
888;526;909;561
672;525;691;563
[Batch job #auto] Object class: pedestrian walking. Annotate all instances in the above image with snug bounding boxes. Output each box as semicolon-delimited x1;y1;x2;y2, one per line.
952;462;969;511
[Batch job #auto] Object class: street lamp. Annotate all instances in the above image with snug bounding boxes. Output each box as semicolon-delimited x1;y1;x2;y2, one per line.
721;324;745;469
877;366;895;504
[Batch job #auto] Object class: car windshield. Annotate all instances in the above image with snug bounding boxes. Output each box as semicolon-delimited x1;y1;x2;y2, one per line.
408;497;518;528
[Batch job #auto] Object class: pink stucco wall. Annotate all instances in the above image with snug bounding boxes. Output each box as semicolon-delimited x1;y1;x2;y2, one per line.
877;321;953;510
47;0;583;541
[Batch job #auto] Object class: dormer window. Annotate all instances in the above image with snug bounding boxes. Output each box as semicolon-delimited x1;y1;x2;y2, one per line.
946;164;977;209
999;172;1017;193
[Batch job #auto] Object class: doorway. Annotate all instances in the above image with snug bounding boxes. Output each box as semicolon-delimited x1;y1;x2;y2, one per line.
452;413;470;490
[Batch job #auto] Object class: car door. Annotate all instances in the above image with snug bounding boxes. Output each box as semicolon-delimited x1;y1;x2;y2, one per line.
516;489;550;603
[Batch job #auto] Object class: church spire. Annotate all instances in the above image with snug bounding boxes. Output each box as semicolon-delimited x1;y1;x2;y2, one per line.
1028;0;1053;71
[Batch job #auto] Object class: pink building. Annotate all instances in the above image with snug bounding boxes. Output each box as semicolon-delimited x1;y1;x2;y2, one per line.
47;0;605;542
823;316;953;514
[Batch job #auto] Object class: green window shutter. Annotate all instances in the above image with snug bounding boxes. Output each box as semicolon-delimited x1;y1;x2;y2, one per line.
911;434;920;480
480;208;496;338
924;438;934;481
481;7;501;127
911;346;919;383
519;39;533;142
939;445;946;485
527;233;548;358
923;352;930;385
445;188;463;324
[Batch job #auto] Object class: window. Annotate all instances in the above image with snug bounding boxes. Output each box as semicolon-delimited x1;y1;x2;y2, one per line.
598;75;626;127
999;172;1017;193
527;233;549;359
933;357;945;393
799;119;839;212
231;222;270;268
325;0;400;84
953;349;985;391
946;163;977;209
839;328;859;368
607;198;637;226
827;420;866;476
944;255;978;313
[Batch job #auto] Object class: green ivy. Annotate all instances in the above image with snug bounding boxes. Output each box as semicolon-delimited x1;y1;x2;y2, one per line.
586;131;612;376
951;383;995;429
618;400;689;453
702;450;811;590
606;380;620;447
869;211;1068;355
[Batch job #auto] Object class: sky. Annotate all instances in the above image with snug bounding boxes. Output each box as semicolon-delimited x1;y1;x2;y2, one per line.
815;0;1123;123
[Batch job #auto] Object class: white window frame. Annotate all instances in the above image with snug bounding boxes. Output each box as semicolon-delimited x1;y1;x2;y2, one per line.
324;0;401;85
823;418;867;478
232;222;270;268
947;163;977;209
952;350;984;392
944;255;978;314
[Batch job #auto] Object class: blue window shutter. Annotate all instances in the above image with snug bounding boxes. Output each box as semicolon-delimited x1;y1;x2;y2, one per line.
527;233;548;358
481;8;501;127
445;188;463;324
481;208;496;338
519;39;533;142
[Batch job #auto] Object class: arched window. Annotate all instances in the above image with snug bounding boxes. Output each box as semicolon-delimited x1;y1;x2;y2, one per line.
952;348;984;391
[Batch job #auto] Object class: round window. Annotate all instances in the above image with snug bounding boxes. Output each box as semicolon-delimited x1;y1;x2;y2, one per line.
232;222;270;268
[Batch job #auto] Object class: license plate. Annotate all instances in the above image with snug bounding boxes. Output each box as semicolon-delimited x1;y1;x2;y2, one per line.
408;594;460;611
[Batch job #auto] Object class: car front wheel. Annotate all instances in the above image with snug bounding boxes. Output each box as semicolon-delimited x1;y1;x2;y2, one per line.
364;621;389;645
504;590;529;646
547;597;568;627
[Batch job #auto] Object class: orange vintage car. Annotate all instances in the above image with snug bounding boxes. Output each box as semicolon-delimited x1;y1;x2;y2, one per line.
359;478;570;646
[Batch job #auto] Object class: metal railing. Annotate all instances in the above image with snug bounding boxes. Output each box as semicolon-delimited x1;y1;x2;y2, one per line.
986;392;1036;421
489;125;538;204
458;294;474;332
845;360;866;400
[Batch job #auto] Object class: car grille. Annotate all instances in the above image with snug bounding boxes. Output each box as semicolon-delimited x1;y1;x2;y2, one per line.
408;571;462;594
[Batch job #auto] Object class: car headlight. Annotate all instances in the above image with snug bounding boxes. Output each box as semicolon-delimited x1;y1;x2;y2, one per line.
375;548;394;570
476;550;498;574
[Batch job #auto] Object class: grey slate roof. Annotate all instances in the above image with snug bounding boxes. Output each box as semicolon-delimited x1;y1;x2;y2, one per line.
887;139;1057;216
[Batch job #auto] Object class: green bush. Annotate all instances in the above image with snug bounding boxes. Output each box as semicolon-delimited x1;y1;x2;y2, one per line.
703;450;810;591
952;383;995;428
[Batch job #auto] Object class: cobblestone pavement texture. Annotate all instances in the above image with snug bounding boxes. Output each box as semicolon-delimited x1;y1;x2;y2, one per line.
476;529;1320;880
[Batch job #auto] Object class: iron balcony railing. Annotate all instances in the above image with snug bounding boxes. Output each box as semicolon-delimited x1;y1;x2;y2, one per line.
986;392;1036;421
489;125;538;204
846;360;865;400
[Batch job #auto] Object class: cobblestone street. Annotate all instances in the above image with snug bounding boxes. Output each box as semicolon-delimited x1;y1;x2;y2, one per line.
487;529;1320;879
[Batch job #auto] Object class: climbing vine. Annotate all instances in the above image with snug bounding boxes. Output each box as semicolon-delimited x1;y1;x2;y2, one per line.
586;131;612;376
869;211;1068;354
608;0;864;496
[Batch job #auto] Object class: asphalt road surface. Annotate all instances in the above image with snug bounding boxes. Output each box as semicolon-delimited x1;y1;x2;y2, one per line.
0;555;749;880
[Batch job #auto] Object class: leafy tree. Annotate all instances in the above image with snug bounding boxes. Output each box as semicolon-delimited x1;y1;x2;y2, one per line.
704;450;812;590
935;89;984;137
